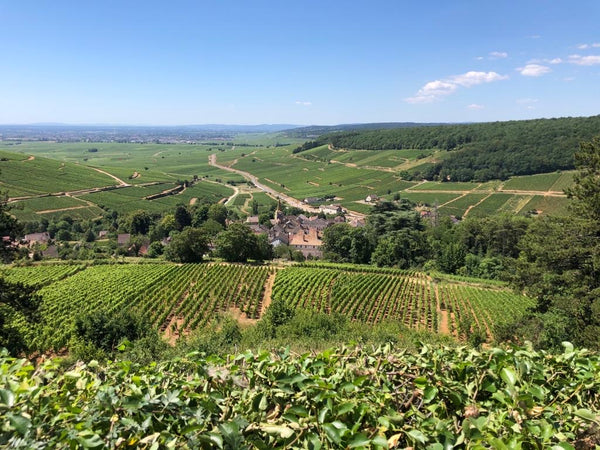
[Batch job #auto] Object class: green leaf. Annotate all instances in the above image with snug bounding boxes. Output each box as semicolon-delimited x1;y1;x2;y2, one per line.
414;376;428;389
323;423;342;445
561;342;574;354
318;406;330;424
348;433;370;448
260;424;294;438
77;431;104;448
8;414;31;435
423;385;438;403
574;409;600;424
0;388;15;407
407;429;428;444
500;367;517;387
551;444;575;450
371;435;389;448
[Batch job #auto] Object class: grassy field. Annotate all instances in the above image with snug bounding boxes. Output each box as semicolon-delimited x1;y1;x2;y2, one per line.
0;150;116;197
438;193;489;217
502;172;563;191
522;195;571;215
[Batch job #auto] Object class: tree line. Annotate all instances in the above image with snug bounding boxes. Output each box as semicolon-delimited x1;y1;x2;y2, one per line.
296;115;600;181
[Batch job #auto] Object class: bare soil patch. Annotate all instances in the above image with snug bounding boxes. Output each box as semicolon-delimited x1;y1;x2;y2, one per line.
261;271;277;315
228;306;258;326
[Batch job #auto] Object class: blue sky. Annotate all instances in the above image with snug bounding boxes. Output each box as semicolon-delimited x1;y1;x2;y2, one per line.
0;1;598;125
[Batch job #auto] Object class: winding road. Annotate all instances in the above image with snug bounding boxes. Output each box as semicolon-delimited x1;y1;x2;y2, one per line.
208;154;366;219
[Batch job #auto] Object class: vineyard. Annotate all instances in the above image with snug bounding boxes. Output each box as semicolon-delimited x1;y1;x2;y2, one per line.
272;265;534;340
3;263;272;350
1;262;534;349
2;343;599;448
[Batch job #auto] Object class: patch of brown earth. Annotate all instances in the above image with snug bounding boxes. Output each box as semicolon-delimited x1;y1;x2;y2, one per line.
261;271;277;315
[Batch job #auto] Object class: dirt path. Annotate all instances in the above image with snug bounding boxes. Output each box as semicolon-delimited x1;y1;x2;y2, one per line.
260;271;277;315
89;167;130;186
36;205;88;214
434;283;450;335
208;153;366;220
26;155;35;161
224;183;241;206
463;192;493;218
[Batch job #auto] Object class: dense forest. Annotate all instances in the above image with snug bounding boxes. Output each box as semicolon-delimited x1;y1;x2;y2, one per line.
299;115;600;181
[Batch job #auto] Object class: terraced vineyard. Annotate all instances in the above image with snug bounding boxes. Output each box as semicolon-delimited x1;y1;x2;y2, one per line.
272;265;534;340
2;262;533;349
2;263;271;350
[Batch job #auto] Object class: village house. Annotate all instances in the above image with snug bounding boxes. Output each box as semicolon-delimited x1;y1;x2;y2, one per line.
303;197;321;205
117;233;131;246
319;204;345;215
23;232;50;244
365;194;380;203
289;227;322;258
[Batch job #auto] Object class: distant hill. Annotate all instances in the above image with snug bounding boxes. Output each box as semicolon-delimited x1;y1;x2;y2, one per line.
301;115;600;181
281;122;447;138
0;124;301;143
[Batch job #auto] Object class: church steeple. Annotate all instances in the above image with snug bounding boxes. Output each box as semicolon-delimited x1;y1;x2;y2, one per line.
275;198;284;224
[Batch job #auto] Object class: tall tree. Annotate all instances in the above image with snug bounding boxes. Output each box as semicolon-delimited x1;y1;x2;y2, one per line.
511;137;600;349
0;192;22;263
215;223;261;262
164;228;209;263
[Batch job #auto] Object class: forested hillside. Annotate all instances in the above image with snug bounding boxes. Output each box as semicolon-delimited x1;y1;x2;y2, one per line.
303;115;600;181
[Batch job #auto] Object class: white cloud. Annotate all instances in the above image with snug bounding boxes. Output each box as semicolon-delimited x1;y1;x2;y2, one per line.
295;101;312;106
451;71;508;87
563;76;575;82
406;71;507;104
548;58;563;64
467;104;484;110
528;34;541;39
476;56;484;60
576;43;600;50
489;51;508;59
517;64;551;76
568;54;600;65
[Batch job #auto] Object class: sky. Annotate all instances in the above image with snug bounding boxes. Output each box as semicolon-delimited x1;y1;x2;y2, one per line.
0;1;599;125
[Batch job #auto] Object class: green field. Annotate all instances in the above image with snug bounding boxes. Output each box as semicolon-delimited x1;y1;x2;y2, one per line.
409;181;481;191
1;141;573;220
502;172;563;191
438;193;489;217
0;151;116;196
399;192;462;206
521;195;571;216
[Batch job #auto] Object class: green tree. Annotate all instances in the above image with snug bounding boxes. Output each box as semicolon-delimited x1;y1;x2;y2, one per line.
174;205;192;231
208;204;228;227
511;137;600;349
128;210;152;235
0;192;22;263
371;229;428;268
322;223;353;262
215;223;259;262
164;227;209;263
